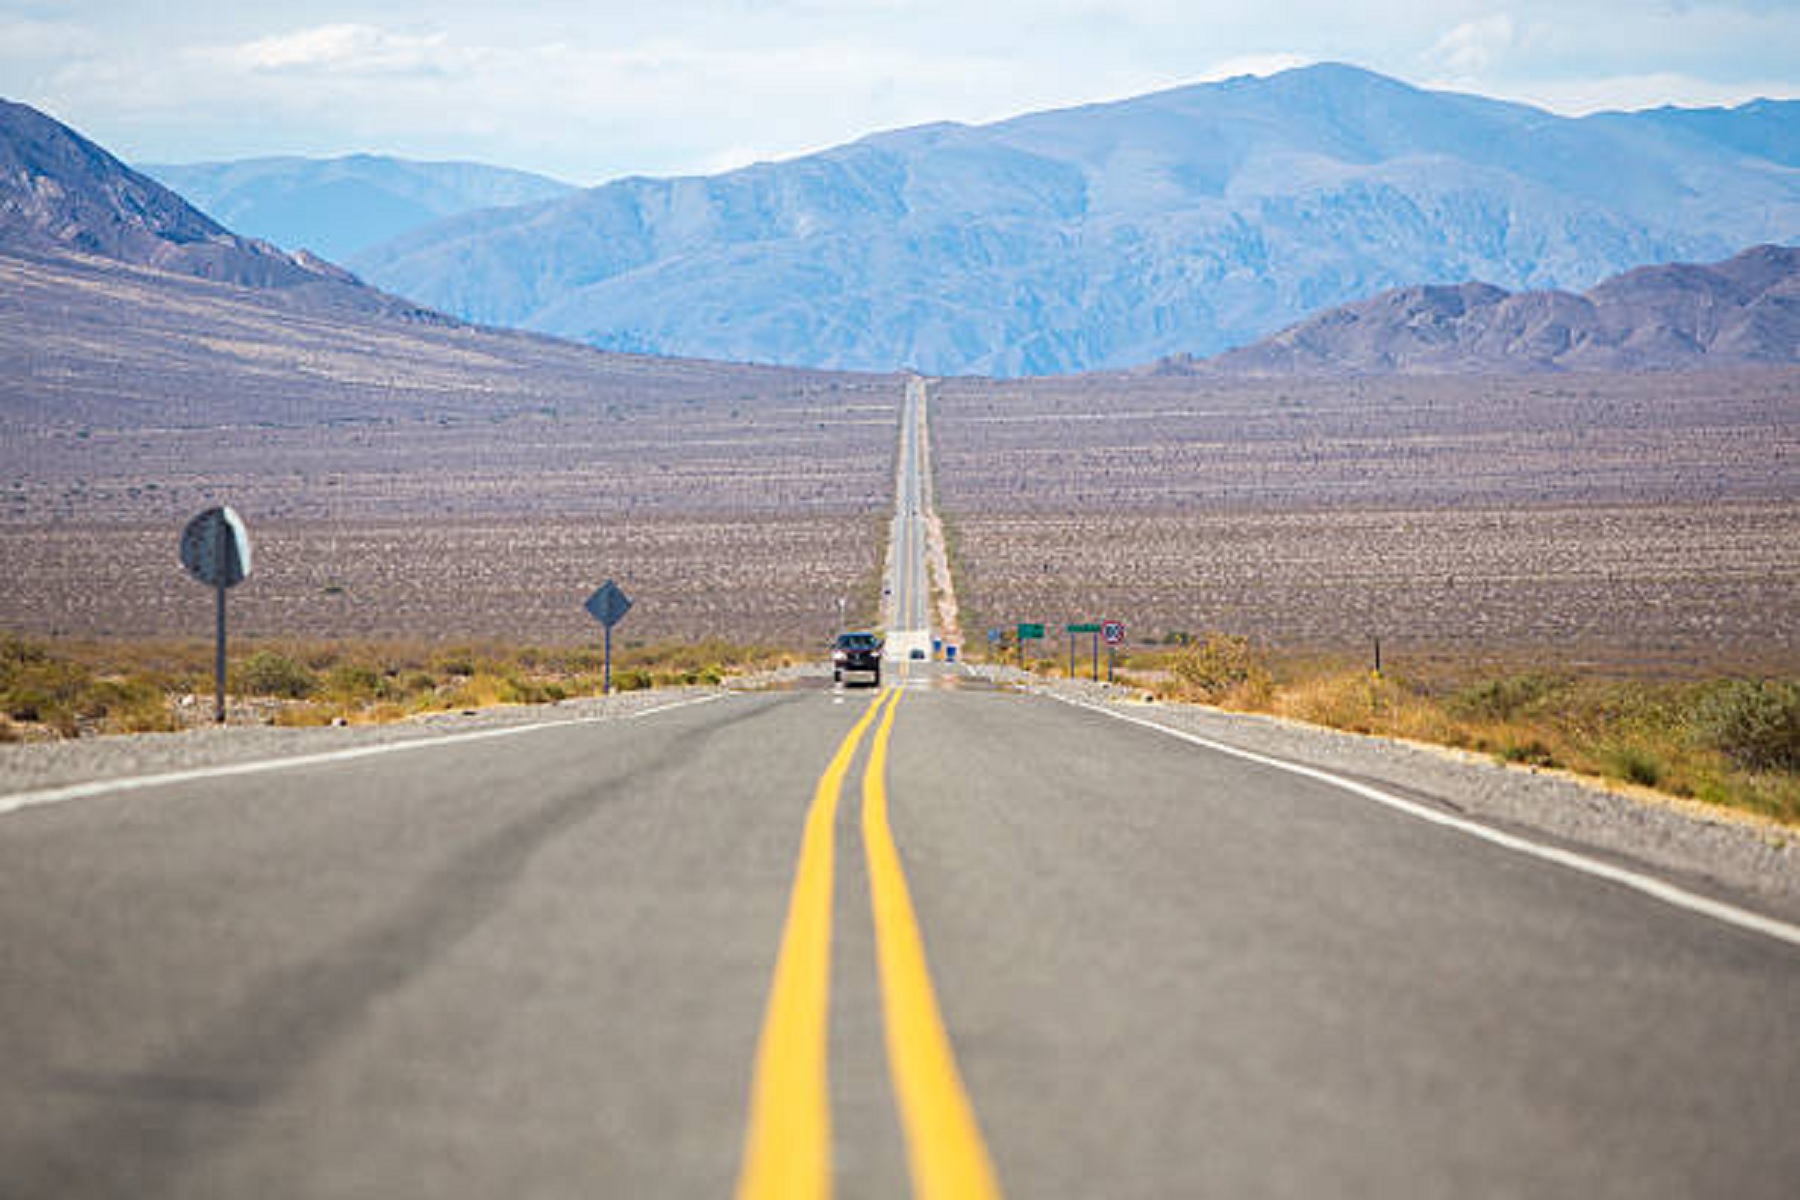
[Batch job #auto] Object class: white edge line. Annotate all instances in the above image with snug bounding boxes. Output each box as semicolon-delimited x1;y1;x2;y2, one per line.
1053;694;1800;951
0;691;731;819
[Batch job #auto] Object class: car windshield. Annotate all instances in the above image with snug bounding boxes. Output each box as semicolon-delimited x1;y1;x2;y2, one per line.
836;634;879;650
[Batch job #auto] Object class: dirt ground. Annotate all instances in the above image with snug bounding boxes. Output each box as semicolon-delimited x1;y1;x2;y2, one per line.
929;369;1800;673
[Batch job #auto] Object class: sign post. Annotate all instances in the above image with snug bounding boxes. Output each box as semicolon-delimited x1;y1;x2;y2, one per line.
585;580;633;695
179;506;252;724
1016;623;1045;669
1102;620;1126;684
1067;623;1100;679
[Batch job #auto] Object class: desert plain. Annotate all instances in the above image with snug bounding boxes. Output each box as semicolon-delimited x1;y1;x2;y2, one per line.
2;250;1797;674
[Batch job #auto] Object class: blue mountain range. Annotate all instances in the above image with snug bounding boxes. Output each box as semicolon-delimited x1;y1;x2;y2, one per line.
140;156;575;265
343;64;1798;376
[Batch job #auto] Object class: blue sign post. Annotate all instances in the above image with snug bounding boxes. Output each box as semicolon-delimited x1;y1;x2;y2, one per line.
585;580;633;695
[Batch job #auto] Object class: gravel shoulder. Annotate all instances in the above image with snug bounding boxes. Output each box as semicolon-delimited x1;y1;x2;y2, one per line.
0;688;722;801
0;662;819;802
963;663;1800;929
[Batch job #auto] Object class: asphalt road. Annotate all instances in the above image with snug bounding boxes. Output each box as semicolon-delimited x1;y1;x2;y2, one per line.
3;375;1798;1197
3;672;1798;1199
881;375;932;661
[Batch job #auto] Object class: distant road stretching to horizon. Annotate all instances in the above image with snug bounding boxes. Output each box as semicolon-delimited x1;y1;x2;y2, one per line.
2;380;1798;1199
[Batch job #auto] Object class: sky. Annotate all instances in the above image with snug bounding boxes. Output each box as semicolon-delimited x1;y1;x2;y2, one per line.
3;0;1797;185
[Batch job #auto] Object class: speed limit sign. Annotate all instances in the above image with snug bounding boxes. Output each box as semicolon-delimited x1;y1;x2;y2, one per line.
1102;620;1126;646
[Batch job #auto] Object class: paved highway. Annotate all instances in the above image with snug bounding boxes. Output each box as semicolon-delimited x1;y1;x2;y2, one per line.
3;377;1799;1198
4;679;1798;1198
882;375;932;662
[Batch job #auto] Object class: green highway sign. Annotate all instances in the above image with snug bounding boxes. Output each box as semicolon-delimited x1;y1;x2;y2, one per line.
1067;623;1101;634
1017;622;1046;639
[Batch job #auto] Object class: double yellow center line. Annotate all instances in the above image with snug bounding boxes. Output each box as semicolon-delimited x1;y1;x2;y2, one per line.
735;687;1002;1200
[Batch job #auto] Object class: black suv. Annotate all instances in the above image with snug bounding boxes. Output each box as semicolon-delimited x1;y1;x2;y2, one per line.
832;632;883;686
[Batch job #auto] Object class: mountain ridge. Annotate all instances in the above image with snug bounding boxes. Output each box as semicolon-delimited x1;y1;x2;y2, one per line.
139;155;576;263
1159;243;1799;374
350;63;1800;375
0;97;452;323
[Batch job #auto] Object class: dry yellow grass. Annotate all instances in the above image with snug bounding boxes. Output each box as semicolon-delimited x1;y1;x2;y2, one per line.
1;633;798;739
1073;636;1800;826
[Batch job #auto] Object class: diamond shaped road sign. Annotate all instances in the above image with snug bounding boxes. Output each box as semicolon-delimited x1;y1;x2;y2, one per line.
585;580;632;629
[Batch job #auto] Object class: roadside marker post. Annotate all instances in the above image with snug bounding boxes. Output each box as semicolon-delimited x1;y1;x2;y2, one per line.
1067;623;1100;680
585;580;633;695
179;506;251;724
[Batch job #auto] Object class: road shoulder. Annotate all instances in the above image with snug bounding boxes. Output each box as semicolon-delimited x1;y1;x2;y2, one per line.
965;665;1800;928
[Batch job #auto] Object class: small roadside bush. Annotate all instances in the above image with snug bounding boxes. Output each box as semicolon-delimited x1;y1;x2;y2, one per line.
433;650;478;678
1167;633;1271;706
237;651;317;699
1603;743;1665;788
1692;679;1800;773
1497;738;1558;768
497;675;567;705
1449;674;1571;723
0;635;176;734
2;659;84;731
324;662;389;701
613;668;654;693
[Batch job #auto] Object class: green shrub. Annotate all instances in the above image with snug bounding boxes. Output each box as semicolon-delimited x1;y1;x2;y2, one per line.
0;636;175;734
1604;744;1665;788
1497;738;1558;768
324;662;389;701
433;651;478;678
1692;679;1800;772
496;673;566;705
0;634;49;671
613;668;654;692
1450;673;1571;722
237;651;316;698
86;677;177;733
1;653;86;734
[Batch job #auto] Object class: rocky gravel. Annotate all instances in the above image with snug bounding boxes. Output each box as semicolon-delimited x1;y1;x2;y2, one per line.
963;663;1800;928
0;688;719;802
0;663;820;805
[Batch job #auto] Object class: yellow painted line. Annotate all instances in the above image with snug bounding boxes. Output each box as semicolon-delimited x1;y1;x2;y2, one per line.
861;689;1004;1200
735;689;898;1200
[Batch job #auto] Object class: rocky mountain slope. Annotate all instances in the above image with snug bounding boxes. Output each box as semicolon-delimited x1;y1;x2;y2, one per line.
0;98;435;320
139;155;575;264
1173;244;1799;373
350;63;1800;376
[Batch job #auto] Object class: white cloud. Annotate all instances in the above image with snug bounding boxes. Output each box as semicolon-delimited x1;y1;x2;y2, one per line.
7;2;1797;183
215;23;467;77
1428;14;1519;77
0;16;98;60
1485;71;1799;115
1416;3;1800;114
